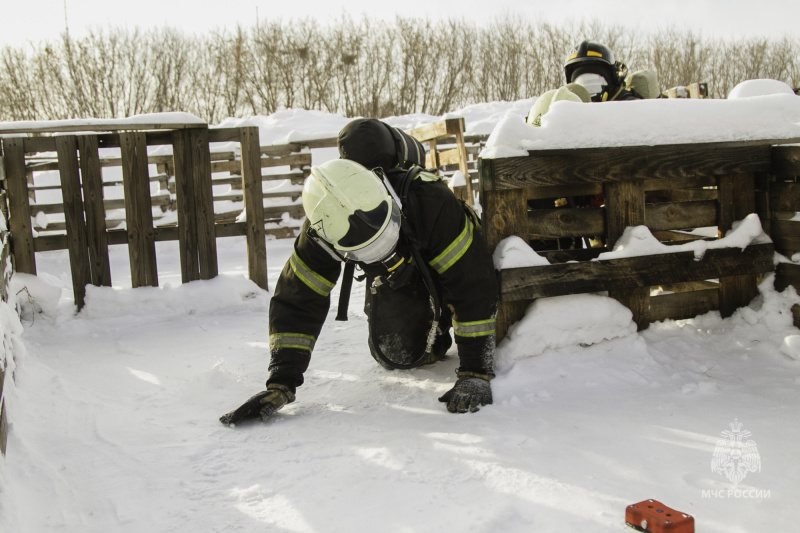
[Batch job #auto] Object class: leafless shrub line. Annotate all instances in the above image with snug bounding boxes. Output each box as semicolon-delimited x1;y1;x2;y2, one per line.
1;16;797;123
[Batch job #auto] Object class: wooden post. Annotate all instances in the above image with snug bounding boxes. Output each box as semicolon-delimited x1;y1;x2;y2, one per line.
481;157;529;341
453;119;474;204
604;180;650;330
77;135;112;287
120;132;158;288
3;138;36;275
240;127;268;291
717;173;758;317
190;126;218;280
56;135;92;309
427;138;439;168
172;129;200;283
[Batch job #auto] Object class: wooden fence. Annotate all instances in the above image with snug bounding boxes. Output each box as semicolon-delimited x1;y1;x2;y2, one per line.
480;139;800;340
0;191;10;457
1;122;273;309
0;117;484;311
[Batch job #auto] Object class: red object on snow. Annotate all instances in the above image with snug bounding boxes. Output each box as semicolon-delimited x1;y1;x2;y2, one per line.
625;499;695;533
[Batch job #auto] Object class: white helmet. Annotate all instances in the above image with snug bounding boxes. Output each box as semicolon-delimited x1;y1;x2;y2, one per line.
303;159;401;264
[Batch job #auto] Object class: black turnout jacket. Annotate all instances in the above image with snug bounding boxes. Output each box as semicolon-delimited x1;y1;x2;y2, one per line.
265;170;499;392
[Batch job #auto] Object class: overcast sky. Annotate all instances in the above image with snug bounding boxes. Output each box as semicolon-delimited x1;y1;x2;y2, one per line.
2;0;798;47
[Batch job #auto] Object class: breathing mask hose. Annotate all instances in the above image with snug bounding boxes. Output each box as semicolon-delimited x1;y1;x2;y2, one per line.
410;243;441;358
335;262;356;321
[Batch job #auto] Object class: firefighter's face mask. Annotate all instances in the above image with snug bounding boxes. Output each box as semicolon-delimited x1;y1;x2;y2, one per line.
573;72;609;102
336;200;402;264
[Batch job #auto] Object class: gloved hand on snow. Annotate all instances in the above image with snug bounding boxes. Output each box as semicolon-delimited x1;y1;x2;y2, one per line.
438;370;494;413
219;383;295;426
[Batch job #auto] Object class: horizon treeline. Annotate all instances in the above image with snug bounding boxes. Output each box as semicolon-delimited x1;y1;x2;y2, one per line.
1;16;798;124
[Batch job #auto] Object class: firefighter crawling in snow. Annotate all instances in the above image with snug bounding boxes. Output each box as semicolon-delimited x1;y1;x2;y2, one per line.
220;118;499;424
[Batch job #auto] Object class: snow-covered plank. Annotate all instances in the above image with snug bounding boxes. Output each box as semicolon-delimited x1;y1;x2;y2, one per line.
0;113;206;134
499;243;774;302
480;141;777;191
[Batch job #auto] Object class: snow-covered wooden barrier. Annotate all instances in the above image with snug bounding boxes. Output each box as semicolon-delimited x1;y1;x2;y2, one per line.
771;145;800;327
0;186;11;456
0;116;276;307
480;138;800;340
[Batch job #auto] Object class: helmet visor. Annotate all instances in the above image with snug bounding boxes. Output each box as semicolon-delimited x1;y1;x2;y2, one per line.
339;201;402;264
573;72;608;99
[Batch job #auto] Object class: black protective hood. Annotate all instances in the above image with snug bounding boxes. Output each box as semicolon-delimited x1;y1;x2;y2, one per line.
338;118;397;170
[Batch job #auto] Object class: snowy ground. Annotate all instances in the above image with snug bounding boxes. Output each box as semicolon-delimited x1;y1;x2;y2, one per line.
1;82;800;532
1;233;798;532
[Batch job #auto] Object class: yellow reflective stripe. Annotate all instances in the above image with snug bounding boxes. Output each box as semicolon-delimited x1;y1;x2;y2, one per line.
586;50;603;58
428;216;473;274
270;333;316;352
386;257;405;272
290;252;335;296
453;318;496;338
414;171;441;182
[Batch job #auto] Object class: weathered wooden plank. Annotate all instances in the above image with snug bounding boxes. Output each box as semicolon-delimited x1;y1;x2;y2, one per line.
29;195;171;215
240;127;268;291
3;138;37;274
775;262;800;293
298;137;338;150
453;124;474;203
483;143;774;191
645;200;718;231
643;175;717;191
214;192;301;204
541;247;606;264
120;132;158;288
261;144;304;157
527;207;604;239
772;145;800;177
481;161;530;340
77;135;112;287
649;289;719;323
0;120;205;135
605;180;645;250
211;153;311;173
769;182;800;212
719;274;759;318
56;135;91;309
207;127;242;143
172;129;200;282
523;183;604;202
645;188;718;203
407;118;464;143
651;230;709;243
771;219;800;255
211;171;304;187
499;243;774;302
261;204;305;219
190;127;219;280
717;173;758;316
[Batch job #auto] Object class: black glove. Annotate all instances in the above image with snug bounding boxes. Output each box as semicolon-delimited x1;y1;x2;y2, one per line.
219;383;295;426
438;370;494;413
